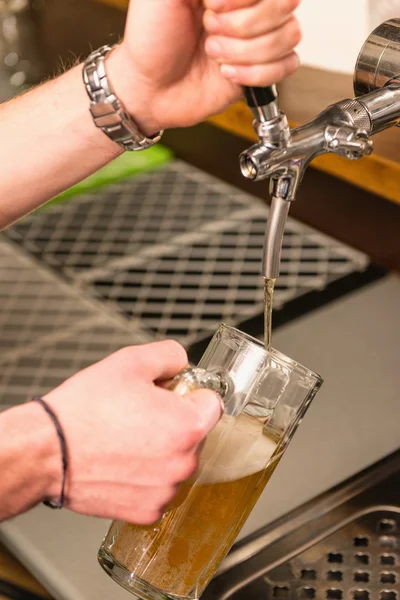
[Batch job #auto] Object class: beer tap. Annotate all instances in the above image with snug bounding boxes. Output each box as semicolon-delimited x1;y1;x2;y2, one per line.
241;19;400;279
242;85;292;280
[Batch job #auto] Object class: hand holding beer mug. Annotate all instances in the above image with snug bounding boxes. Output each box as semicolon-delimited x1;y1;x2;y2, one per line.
98;324;323;600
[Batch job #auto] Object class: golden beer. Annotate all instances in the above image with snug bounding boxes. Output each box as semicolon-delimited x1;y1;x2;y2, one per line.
100;412;281;599
98;324;323;600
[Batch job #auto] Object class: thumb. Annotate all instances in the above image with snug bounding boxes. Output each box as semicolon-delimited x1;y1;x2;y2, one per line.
184;389;224;435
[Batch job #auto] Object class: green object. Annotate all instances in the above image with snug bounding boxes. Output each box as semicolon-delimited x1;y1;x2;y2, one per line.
43;145;173;210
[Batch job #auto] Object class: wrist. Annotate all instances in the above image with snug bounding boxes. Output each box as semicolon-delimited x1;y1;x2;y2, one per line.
0;404;61;517
106;44;161;138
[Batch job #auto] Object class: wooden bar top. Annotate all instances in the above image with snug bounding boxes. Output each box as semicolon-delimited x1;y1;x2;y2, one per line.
0;543;51;599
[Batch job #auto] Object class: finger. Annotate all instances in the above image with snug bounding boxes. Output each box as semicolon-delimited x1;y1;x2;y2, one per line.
127;484;179;524
127;340;188;381
149;387;223;452
71;484;178;524
182;389;224;447
220;51;299;85
205;0;299;12
204;0;258;11
204;0;300;38
122;452;199;486
205;17;301;64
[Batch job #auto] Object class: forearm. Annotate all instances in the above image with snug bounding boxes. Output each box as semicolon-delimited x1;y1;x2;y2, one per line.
0;404;59;521
0;49;138;230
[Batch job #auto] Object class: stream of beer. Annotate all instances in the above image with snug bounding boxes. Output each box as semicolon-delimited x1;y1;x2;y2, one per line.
263;277;275;351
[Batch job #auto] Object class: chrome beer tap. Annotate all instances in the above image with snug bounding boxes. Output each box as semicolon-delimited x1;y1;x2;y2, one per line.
242;85;293;280
241;19;400;279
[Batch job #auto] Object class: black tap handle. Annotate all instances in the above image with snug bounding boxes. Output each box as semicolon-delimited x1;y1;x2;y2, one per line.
243;86;277;108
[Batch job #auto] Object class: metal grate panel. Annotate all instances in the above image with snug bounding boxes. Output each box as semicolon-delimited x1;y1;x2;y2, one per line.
0;161;374;405
3;159;370;348
233;511;400;599
0;240;152;406
5;162;249;277
0;240;105;363
0;320;150;407
87;209;368;346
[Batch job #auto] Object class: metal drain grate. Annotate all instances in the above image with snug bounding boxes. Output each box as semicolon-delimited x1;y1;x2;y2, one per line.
3;159;371;348
5;162;249;277
0;240;107;362
87;211;368;346
0;161;377;403
239;510;399;599
0;240;152;406
0;320;150;407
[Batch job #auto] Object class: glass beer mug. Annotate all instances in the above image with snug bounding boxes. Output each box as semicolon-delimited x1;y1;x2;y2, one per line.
98;324;323;600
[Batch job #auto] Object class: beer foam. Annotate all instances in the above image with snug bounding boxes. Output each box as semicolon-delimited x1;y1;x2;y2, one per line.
198;413;277;485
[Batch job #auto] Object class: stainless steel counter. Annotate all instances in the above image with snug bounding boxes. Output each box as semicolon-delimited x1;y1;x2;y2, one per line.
1;275;399;600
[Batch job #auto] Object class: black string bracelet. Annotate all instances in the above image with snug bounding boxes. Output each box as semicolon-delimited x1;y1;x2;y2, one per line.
30;397;68;509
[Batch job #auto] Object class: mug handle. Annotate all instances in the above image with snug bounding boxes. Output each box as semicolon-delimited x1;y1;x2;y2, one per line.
163;367;228;398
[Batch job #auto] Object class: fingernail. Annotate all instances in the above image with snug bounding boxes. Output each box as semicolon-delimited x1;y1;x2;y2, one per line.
220;64;239;81
202;392;224;420
207;0;226;10
204;392;225;428
284;52;300;75
206;38;222;58
292;52;301;70
204;12;221;34
214;393;225;416
189;390;224;431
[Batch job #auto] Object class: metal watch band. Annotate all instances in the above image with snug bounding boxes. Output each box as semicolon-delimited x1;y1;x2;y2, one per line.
83;45;163;152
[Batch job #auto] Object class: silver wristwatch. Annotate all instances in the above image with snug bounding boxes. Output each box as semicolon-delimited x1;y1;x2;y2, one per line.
83;45;163;152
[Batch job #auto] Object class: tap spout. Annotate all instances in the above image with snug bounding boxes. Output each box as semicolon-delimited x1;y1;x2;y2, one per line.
262;196;290;279
261;169;304;279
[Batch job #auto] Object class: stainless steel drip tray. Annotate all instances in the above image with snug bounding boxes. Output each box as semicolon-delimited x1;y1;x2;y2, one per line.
203;451;400;600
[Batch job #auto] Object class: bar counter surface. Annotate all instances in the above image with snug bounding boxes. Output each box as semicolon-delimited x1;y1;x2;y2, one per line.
0;1;399;595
